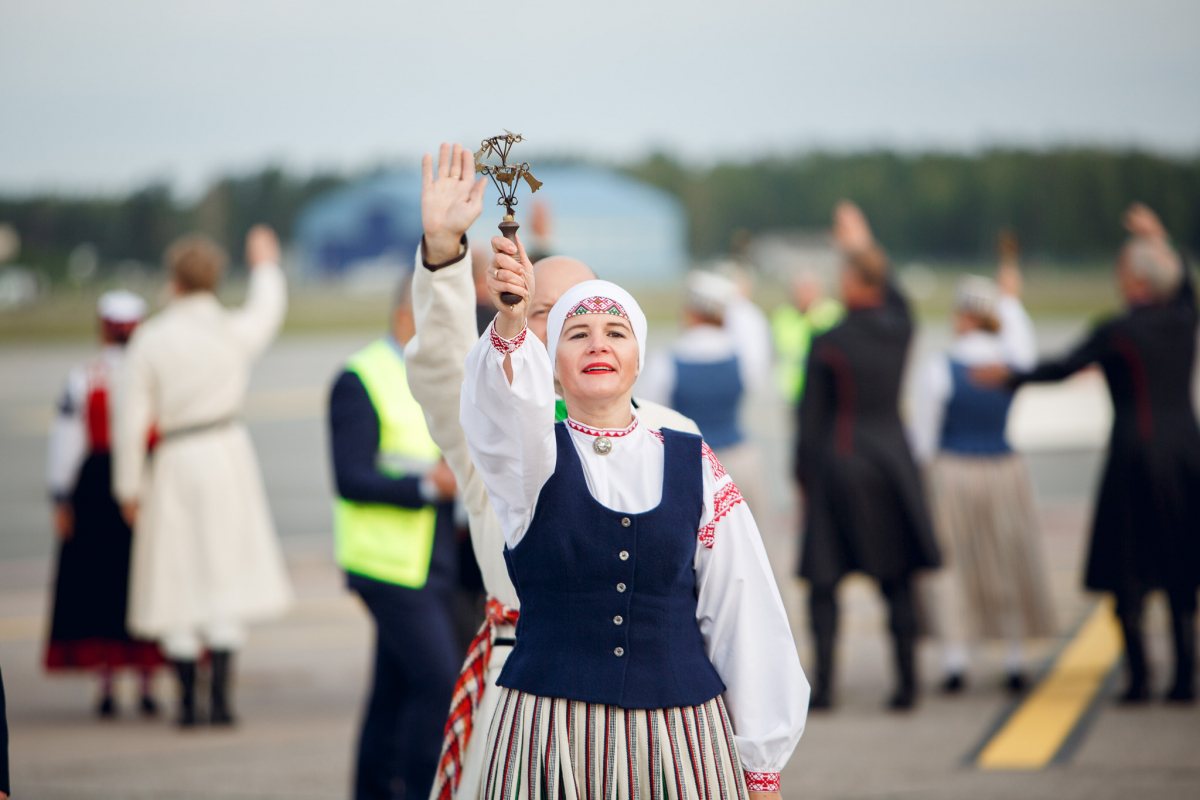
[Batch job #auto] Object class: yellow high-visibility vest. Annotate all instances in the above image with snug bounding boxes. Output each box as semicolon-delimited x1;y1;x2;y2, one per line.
333;339;441;588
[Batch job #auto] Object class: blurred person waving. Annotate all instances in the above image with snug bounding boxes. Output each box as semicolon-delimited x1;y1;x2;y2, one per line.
975;204;1200;704
909;247;1056;694
796;202;941;711
113;226;293;727
45;290;164;717
328;272;462;800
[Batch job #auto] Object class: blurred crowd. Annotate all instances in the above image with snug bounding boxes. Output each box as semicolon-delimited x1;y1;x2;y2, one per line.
5;169;1197;800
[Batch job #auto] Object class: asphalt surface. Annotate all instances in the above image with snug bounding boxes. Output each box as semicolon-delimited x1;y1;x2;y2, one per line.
1;324;1197;799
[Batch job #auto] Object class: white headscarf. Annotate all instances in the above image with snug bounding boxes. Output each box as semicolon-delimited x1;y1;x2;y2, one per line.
97;289;147;323
546;279;647;378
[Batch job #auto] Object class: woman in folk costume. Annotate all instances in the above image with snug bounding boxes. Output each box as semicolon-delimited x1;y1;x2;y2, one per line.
45;290;164;717
460;232;809;800
411;144;702;800
113;227;293;726
909;256;1056;693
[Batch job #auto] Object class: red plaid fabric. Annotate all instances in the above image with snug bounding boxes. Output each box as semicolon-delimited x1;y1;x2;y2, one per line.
432;598;521;800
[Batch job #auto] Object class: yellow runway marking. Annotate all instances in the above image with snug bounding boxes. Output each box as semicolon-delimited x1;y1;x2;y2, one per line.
977;598;1123;770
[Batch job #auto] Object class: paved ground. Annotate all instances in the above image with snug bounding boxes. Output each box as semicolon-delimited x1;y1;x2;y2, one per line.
1;327;1198;799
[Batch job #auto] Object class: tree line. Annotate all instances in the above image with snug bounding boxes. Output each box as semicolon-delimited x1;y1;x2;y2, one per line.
1;149;1197;282
626;149;1200;262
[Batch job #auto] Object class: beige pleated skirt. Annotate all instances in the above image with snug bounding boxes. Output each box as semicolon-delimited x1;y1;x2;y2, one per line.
482;688;750;800
928;452;1057;641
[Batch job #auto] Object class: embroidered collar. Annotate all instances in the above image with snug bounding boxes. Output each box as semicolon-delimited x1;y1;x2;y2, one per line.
565;296;629;320
565;416;639;438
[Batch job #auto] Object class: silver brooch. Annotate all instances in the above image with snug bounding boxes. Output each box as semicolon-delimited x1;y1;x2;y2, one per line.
593;436;612;455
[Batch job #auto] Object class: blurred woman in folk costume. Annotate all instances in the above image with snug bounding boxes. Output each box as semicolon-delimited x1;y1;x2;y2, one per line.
909;250;1056;693
459;229;809;800
45;290;164;717
639;271;769;524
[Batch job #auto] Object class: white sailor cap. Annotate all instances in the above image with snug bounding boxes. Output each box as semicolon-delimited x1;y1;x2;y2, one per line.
685;271;737;319
97;289;147;323
953;275;999;322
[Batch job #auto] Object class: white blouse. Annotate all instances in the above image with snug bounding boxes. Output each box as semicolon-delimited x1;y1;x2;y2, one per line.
461;320;809;781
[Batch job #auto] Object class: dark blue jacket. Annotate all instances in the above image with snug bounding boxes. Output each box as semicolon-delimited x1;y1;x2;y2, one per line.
939;360;1015;455
499;425;726;709
671;356;744;450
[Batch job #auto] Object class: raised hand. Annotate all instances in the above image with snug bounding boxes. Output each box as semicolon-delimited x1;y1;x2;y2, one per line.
245;224;281;269
487;234;534;340
422;143;487;263
1123;202;1167;242
832;200;874;255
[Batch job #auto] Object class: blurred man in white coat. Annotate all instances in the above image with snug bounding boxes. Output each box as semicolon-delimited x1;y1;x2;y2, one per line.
406;143;697;800
113;226;293;727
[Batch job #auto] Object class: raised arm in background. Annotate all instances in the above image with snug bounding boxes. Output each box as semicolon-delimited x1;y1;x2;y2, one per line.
229;225;288;356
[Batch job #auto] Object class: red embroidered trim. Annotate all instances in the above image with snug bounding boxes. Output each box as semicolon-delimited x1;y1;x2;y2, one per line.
565;416;639;438
744;772;780;792
649;429;664;443
701;442;727;480
699;480;744;549
489;323;527;355
431;599;521;800
566;296;629;319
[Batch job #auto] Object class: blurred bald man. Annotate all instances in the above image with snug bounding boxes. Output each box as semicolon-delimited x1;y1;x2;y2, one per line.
404;141;698;800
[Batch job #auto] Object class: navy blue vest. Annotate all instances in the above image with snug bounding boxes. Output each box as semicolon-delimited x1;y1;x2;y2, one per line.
939;360;1015;455
670;357;744;449
499;424;727;710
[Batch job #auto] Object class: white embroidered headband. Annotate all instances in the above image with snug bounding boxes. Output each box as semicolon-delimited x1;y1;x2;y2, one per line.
547;279;647;377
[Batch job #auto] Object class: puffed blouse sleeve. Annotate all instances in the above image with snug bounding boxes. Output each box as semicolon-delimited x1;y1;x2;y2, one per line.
692;444;810;786
460;319;558;548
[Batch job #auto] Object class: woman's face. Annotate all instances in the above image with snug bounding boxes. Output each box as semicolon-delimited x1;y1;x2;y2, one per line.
555;314;639;404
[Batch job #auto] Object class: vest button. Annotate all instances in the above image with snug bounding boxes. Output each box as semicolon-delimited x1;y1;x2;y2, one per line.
614;615;623;625
621;517;631;527
616;583;626;593
619;550;629;561
614;647;625;657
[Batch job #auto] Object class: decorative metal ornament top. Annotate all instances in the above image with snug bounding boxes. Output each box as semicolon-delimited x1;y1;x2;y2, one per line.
593;436;613;456
476;130;543;306
475;130;542;219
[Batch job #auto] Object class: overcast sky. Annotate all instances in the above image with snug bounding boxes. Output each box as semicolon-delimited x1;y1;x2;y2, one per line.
2;0;1197;196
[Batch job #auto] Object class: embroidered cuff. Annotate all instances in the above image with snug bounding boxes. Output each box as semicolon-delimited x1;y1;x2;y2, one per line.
489;322;527;355
421;234;469;271
744;771;780;792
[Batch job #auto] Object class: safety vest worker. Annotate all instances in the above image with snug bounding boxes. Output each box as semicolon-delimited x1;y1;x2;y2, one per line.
328;275;461;800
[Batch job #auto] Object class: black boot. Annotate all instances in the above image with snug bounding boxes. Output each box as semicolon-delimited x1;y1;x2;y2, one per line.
174;660;198;727
889;629;917;711
1166;606;1196;703
808;587;838;710
209;650;237;725
1118;614;1150;704
883;579;918;711
810;631;835;710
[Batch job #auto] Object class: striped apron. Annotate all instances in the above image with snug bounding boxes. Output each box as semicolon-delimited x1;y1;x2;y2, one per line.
482;688;750;800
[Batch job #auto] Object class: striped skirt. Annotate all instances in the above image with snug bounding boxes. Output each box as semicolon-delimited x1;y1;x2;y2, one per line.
482;688;750;800
928;453;1057;641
